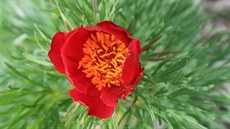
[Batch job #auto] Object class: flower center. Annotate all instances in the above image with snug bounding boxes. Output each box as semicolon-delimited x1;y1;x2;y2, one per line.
78;32;128;90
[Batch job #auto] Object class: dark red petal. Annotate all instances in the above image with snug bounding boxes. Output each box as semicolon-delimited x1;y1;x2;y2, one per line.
134;68;144;86
61;27;89;61
121;55;140;86
61;27;92;94
122;68;144;99
100;87;118;107
69;88;115;119
128;39;142;55
110;68;144;100
63;57;91;94
48;32;66;73
88;100;115;119
121;38;142;85
96;21;133;46
100;68;143;106
48;28;78;74
69;88;88;106
97;21;130;34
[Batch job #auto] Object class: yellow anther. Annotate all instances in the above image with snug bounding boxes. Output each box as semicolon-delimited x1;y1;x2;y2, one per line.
78;32;128;90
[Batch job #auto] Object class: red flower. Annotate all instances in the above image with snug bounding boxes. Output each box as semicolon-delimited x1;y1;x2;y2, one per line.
48;21;144;118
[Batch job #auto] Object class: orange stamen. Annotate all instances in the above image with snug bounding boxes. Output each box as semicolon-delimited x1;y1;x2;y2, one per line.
78;32;128;90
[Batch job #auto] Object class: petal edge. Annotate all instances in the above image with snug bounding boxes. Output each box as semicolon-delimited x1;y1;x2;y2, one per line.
48;32;67;73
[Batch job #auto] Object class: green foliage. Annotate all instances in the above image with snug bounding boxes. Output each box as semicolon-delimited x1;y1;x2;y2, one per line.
0;0;230;129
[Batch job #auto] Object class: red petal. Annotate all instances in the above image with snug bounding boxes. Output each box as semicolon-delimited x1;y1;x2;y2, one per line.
109;68;144;100
63;57;91;94
48;32;67;73
61;27;89;62
61;27;92;94
134;68;144;86
100;87;118;107
100;68;143;106
96;21;133;46
128;39;142;55
121;39;142;85
69;88;88;106
88;100;114;119
48;28;78;73
69;88;115;119
121;55;139;86
97;21;130;34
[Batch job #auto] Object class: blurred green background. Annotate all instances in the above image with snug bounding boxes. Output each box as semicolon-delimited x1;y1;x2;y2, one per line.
0;0;230;129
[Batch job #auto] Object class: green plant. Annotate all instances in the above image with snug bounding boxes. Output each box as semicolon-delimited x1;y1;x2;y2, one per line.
0;0;229;129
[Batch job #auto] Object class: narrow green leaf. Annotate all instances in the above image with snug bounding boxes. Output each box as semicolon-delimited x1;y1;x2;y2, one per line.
34;32;49;53
55;0;73;30
159;58;190;78
27;116;46;129
23;54;52;66
127;16;135;34
34;24;51;42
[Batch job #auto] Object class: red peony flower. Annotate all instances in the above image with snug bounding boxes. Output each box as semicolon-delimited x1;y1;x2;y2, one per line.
48;21;144;119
